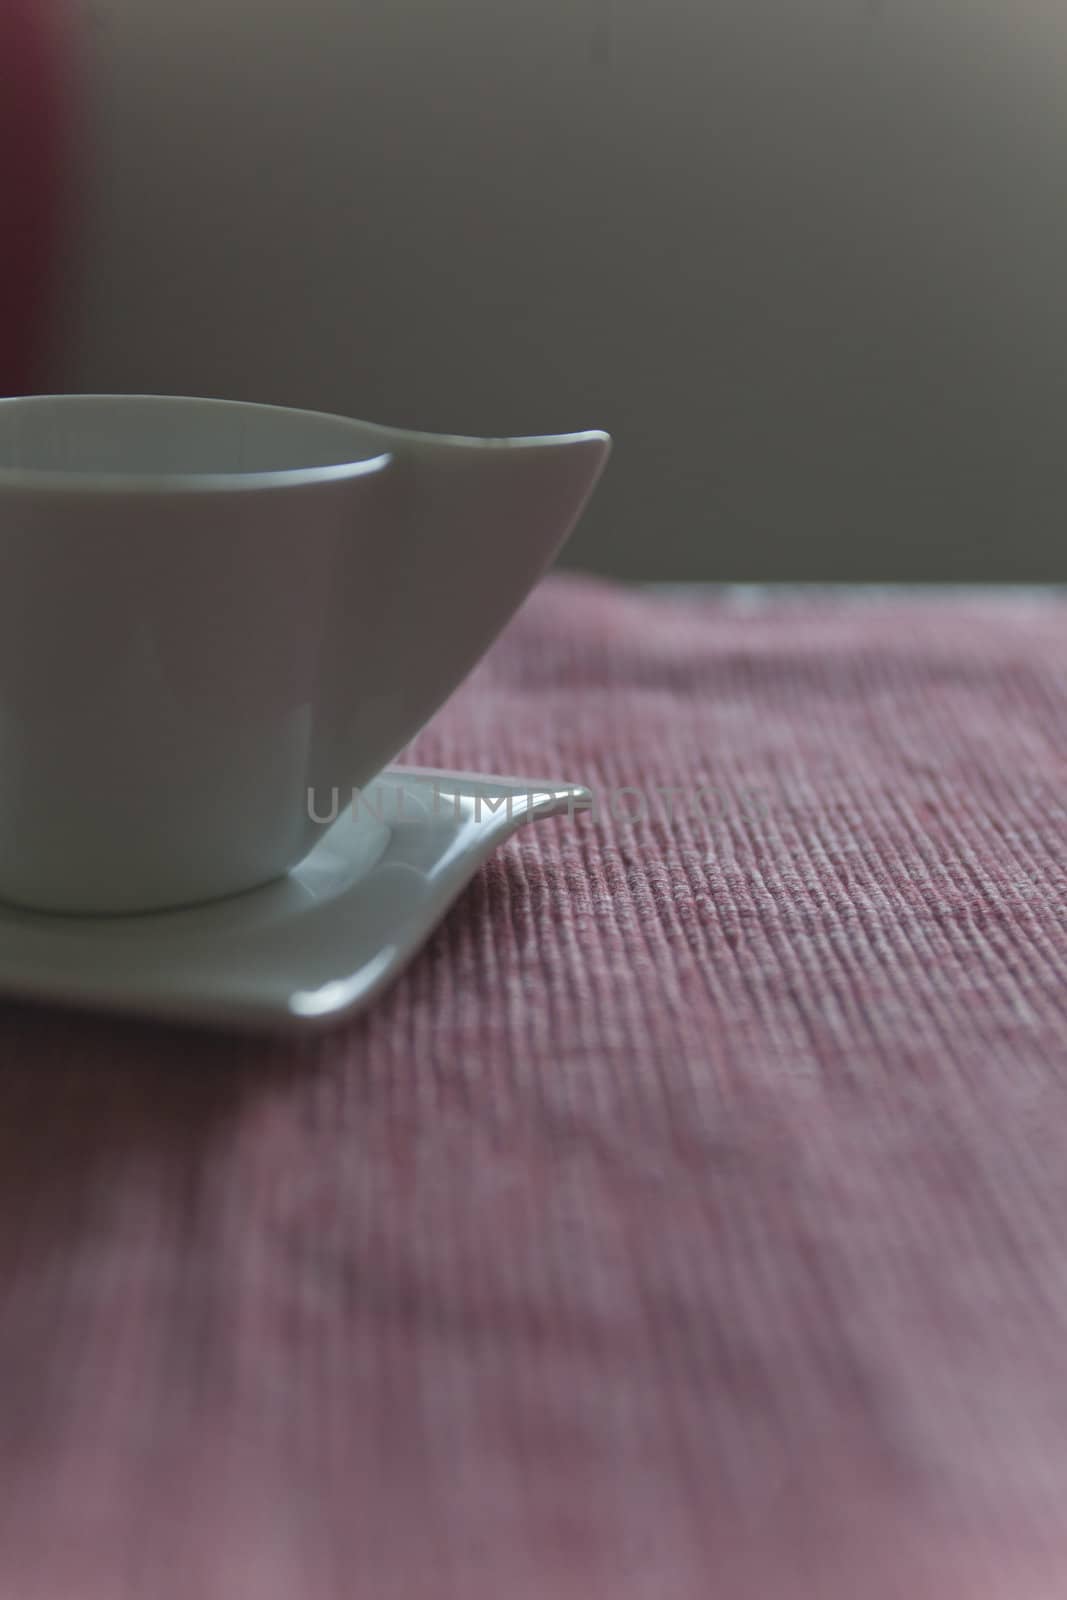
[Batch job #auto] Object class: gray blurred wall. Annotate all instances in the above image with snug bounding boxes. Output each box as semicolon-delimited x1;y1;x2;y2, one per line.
57;0;1067;580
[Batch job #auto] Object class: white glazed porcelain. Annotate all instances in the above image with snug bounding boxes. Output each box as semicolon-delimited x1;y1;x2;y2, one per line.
0;394;609;913
0;768;590;1032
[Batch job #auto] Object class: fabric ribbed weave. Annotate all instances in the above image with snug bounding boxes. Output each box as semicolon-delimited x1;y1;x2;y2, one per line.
0;577;1065;1599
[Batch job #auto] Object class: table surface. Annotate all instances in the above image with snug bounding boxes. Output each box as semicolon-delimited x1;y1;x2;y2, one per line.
1;577;1065;1599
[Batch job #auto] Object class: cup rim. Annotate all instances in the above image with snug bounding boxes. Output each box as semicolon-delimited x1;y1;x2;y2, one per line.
0;392;394;494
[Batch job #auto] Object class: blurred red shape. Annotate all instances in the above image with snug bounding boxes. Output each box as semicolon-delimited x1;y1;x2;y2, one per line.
0;0;69;396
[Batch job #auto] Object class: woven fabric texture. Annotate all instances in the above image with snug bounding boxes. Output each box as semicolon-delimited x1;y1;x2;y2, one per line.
0;577;1065;1599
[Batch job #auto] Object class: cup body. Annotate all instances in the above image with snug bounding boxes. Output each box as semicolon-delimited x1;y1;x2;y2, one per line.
0;394;390;913
0;393;611;915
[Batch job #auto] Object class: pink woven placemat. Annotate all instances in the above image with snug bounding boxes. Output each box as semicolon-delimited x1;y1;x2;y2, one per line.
1;577;1065;1599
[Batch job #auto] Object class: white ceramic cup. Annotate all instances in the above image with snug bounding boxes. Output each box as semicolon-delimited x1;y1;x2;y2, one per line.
0;394;610;914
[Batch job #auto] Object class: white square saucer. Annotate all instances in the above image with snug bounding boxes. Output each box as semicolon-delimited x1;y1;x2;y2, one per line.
0;768;590;1033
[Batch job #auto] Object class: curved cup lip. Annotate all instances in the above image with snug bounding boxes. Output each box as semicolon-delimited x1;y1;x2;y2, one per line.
0;393;393;495
0;393;611;495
